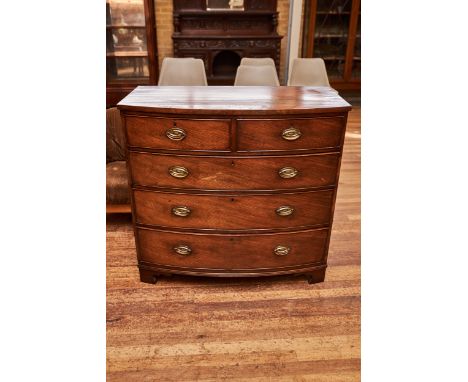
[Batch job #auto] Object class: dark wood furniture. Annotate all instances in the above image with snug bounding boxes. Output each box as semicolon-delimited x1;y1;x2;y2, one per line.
106;0;159;107
106;107;132;214
118;86;351;284
172;0;282;85
301;0;360;91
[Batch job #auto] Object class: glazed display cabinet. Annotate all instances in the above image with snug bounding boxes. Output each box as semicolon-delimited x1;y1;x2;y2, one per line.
301;0;360;91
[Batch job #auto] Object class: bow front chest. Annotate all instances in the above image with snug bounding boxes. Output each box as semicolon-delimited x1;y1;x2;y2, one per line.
118;86;351;284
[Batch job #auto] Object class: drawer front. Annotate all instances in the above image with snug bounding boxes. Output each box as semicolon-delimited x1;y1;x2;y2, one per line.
237;117;345;152
129;152;340;190
134;189;334;230
137;228;328;269
125;116;231;151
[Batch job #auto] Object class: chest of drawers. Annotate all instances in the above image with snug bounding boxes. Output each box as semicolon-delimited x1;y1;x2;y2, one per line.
118;86;351;284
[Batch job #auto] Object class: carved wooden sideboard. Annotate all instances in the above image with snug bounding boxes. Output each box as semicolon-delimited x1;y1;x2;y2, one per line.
118;86;351;284
173;0;283;84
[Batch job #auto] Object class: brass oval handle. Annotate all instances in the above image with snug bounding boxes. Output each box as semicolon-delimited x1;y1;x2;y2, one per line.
172;206;191;217
278;167;298;179
276;205;294;216
282;126;302;141
166;126;186;141
274;245;290;256
169;166;189;178
173;244;192;256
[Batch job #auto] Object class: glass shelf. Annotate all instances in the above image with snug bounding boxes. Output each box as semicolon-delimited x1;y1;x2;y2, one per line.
351;11;361;79
317;0;352;14
312;0;352;79
206;0;244;11
106;0;149;83
106;0;145;26
107;57;149;81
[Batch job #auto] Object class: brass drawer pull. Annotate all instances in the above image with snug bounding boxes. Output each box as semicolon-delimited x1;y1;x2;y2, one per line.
274;245;290;256
173;245;192;256
172;206;191;217
276;205;294;216
278;167;298;179
166;126;186;141
282;126;302;141
169;166;189;178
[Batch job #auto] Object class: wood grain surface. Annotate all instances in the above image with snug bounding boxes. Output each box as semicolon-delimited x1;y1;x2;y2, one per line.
237;116;345;152
129;152;341;191
117;86;352;115
106;107;360;381
137;227;329;270
126;116;231;151
133;189;334;230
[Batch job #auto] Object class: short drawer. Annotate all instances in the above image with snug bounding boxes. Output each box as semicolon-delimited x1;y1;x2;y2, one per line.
129;152;340;190
133;189;334;230
237;117;345;152
125;116;231;151
137;228;328;270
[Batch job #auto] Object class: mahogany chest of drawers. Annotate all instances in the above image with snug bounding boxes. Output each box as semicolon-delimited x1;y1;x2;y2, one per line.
118;86;351;284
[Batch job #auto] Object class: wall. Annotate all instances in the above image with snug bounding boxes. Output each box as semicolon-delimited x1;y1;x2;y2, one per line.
286;0;303;80
155;0;290;84
155;0;174;71
276;0;290;84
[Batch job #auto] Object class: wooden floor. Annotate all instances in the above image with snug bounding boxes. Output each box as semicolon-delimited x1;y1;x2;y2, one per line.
106;108;361;381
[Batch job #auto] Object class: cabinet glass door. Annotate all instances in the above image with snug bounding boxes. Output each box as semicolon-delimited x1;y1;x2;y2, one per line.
351;10;361;79
313;0;352;80
106;0;149;83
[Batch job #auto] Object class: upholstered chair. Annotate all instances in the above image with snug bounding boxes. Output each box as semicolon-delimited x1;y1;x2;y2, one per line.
234;65;280;86
287;58;331;87
240;57;276;67
158;57;208;86
106;107;130;212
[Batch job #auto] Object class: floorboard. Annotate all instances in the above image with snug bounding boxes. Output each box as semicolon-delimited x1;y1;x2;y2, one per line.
106;108;361;381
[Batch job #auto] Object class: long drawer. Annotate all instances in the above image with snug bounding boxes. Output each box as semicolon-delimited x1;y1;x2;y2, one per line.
125;116;231;151
237;117;345;152
129;152;340;190
137;228;328;270
133;189;334;230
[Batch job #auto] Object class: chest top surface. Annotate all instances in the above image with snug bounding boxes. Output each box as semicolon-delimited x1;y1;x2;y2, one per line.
117;86;352;116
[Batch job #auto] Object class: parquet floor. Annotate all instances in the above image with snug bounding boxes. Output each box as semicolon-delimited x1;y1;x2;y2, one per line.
106;108;361;381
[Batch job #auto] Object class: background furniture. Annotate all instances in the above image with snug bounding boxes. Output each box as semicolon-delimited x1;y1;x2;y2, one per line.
234;65;280;86
106;0;159;107
118;86;351;283
158;58;208;85
301;0;360;91
172;0;283;85
288;58;330;86
106;107;130;213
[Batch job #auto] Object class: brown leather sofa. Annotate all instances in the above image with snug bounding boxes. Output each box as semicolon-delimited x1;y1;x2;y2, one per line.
106;107;131;213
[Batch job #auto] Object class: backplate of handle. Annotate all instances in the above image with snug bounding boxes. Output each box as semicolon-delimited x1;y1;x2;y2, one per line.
278;167;298;179
274;245;290;256
166;126;186;141
173;245;192;256
275;205;294;216
169;166;189;178
172;206;191;217
282;126;302;141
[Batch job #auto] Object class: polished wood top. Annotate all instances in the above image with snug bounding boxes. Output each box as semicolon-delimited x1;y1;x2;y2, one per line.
117;86;351;115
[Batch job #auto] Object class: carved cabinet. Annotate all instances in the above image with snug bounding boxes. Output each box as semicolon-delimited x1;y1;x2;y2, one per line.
173;0;283;84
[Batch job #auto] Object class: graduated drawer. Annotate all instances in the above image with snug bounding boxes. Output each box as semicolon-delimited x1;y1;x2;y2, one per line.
125;116;231;151
133;189;334;230
129;152;340;190
237;117;345;152
137;228;328;269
